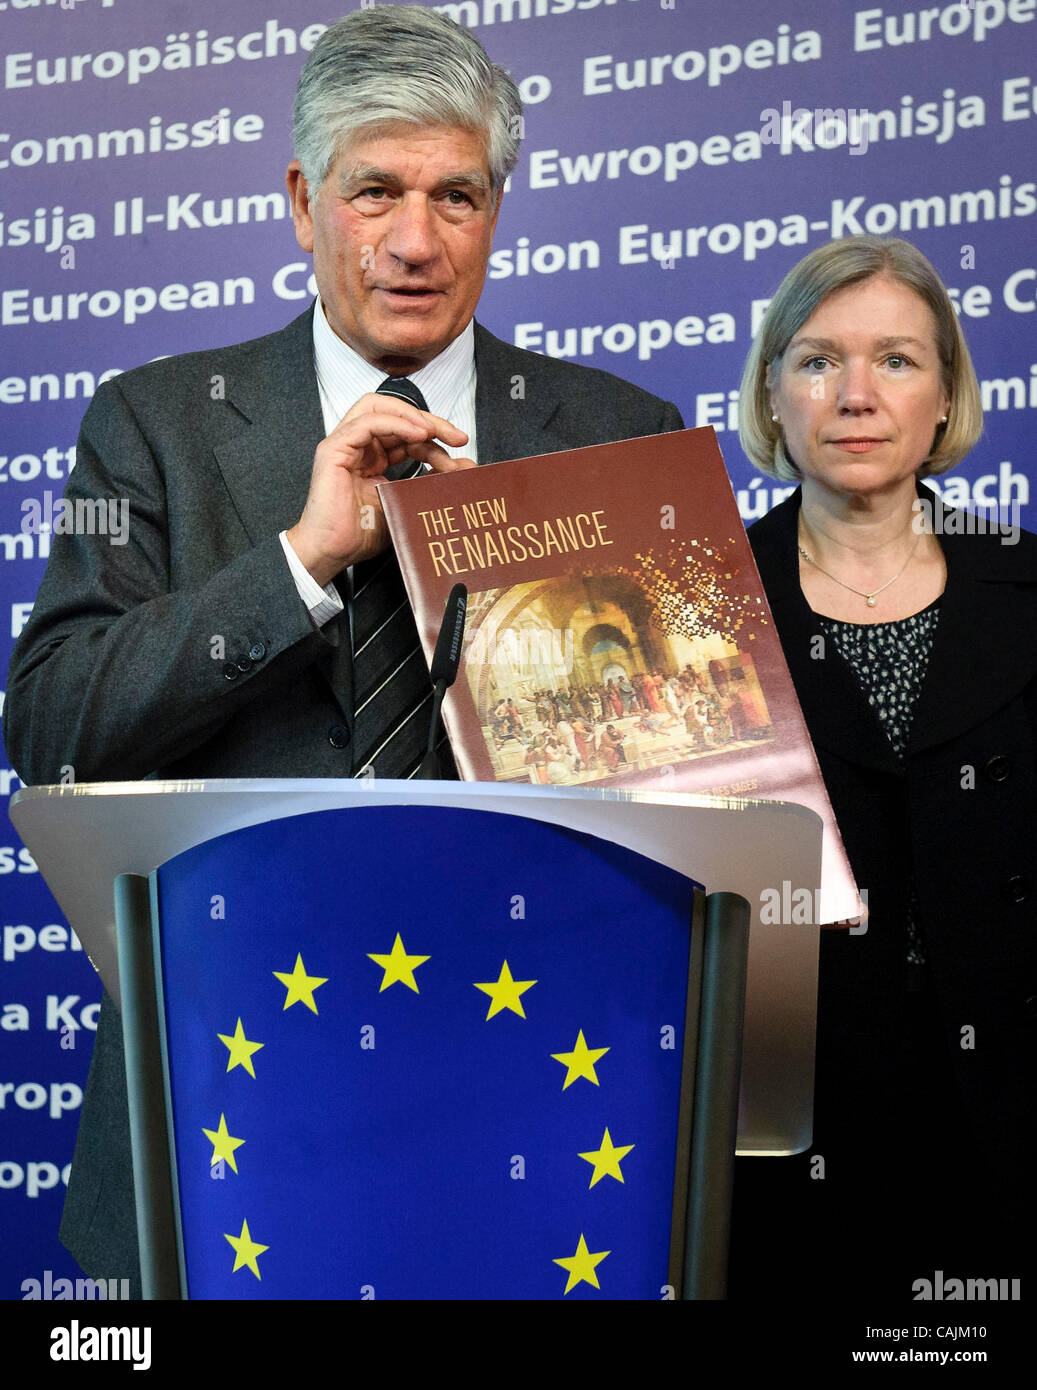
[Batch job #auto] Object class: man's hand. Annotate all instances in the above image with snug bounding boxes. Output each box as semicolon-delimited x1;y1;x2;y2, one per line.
286;393;476;586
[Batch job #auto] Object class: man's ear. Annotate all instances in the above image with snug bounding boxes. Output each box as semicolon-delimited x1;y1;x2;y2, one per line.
286;161;315;254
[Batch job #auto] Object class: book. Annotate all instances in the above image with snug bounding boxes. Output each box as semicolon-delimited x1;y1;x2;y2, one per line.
381;427;860;924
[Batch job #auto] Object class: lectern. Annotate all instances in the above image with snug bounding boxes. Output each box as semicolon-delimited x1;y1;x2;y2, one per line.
11;779;822;1300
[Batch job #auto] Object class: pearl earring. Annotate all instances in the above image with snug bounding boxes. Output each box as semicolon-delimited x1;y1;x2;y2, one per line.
940;415;948;423
771;414;779;422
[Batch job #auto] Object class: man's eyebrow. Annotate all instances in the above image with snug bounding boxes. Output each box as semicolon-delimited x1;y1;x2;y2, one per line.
338;165;491;193
337;164;396;189
435;169;491;192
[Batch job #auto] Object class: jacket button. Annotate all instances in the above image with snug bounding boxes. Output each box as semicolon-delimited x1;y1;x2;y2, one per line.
1003;875;1031;904
223;663;239;681
236;656;253;673
984;755;1011;782
249;642;266;661
328;725;351;749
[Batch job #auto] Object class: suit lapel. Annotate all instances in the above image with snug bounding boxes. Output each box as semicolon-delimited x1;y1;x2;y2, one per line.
907;492;1037;754
473;322;564;464
211;305;353;723
212;306;324;542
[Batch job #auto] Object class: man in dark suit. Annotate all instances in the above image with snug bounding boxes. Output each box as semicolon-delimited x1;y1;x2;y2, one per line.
4;7;682;1293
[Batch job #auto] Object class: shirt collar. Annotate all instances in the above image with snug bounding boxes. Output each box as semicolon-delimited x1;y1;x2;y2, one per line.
311;295;475;422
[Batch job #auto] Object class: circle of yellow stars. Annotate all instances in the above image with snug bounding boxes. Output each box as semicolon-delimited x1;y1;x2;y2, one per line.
207;935;642;1294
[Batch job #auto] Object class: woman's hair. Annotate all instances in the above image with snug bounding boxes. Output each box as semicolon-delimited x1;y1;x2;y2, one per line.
738;236;983;481
293;6;523;198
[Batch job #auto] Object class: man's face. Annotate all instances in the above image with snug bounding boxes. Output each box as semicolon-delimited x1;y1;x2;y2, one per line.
287;125;501;373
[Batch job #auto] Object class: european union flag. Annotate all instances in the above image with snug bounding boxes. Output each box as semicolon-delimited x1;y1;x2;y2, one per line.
155;804;700;1298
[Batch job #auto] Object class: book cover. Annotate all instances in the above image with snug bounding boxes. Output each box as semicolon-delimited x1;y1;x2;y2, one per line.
381;427;859;924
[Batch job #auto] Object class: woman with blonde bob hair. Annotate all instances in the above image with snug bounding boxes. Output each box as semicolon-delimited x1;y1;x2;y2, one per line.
729;236;1037;1302
740;236;983;483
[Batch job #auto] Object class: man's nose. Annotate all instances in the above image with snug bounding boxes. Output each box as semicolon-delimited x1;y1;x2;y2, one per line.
383;193;438;267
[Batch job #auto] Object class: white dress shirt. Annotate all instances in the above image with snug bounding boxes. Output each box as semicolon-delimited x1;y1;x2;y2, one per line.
279;296;478;636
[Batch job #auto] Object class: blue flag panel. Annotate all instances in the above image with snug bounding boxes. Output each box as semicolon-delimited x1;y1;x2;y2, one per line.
154;805;700;1299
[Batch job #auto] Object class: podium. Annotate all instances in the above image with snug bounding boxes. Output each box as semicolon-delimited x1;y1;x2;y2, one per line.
11;779;822;1300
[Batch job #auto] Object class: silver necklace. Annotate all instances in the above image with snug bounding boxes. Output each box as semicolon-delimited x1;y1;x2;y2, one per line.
797;530;922;608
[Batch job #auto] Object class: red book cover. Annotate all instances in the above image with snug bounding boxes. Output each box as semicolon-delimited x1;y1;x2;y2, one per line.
381;427;860;923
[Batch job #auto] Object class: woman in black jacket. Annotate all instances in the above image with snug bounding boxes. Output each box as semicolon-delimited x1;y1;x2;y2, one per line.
728;236;1036;1302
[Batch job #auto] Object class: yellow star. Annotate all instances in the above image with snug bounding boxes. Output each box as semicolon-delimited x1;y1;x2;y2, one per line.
578;1127;635;1188
553;1234;610;1295
273;953;328;1013
367;932;430;993
473;960;537;1019
217;1018;264;1077
202;1113;245;1175
551;1029;610;1088
224;1218;268;1280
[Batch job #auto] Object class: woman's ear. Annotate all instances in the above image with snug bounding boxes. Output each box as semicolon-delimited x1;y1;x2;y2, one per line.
765;362;779;423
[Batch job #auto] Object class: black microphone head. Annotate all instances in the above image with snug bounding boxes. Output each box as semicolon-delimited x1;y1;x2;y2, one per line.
429;583;468;687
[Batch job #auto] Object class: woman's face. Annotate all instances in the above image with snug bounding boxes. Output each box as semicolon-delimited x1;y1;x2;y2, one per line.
768;275;950;499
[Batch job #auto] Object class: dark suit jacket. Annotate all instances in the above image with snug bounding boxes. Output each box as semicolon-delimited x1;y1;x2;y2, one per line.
730;485;1037;1298
4;303;683;1291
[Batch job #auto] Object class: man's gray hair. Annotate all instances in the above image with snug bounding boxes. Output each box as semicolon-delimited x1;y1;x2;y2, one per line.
293;6;523;197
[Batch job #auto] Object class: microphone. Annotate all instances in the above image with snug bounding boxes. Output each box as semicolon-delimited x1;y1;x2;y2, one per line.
414;583;467;780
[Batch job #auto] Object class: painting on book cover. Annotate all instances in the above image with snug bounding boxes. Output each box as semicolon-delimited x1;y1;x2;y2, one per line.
462;538;774;786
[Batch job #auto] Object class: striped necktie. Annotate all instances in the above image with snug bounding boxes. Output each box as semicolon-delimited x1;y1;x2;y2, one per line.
348;377;457;779
374;376;433;481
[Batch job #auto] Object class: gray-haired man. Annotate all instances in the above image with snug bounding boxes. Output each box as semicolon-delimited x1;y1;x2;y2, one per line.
6;6;683;1294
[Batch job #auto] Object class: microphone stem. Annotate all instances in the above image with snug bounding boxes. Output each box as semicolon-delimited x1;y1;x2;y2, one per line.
427;680;447;756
